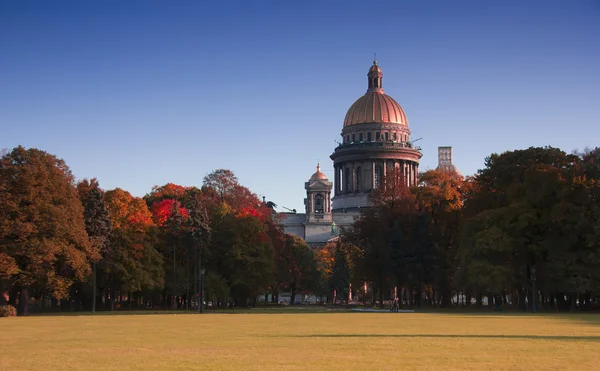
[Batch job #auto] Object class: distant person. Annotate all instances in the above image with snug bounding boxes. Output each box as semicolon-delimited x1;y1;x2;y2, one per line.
390;297;399;313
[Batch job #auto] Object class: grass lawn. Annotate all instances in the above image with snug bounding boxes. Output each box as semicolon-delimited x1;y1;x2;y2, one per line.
2;310;600;370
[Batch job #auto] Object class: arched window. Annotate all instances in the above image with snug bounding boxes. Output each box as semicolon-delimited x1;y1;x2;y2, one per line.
355;166;361;192
375;165;382;189
314;194;324;213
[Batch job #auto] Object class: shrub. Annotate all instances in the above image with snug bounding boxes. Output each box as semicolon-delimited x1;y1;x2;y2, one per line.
0;305;17;317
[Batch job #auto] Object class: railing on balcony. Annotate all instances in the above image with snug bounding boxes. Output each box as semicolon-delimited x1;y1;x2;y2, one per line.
334;140;422;152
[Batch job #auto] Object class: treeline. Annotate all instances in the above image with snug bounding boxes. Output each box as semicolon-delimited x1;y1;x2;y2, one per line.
3;145;599;315
0;146;322;315
336;146;600;311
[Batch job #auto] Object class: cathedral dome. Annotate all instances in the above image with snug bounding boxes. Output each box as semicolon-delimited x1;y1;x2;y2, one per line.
310;163;328;181
343;61;408;127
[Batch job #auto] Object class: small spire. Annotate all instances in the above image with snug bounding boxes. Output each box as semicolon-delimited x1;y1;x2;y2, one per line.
373;52;377;65
317;162;321;172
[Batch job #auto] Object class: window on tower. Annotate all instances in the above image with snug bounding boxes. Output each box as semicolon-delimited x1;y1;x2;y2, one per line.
314;194;324;213
367;132;372;142
376;132;381;141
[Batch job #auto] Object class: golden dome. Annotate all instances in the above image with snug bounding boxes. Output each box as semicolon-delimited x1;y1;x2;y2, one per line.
344;92;407;126
310;163;328;181
343;61;408;127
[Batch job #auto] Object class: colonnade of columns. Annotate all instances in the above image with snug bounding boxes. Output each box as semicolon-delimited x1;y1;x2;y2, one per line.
333;159;419;196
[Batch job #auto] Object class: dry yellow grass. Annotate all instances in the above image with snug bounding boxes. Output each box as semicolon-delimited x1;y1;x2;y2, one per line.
2;310;600;370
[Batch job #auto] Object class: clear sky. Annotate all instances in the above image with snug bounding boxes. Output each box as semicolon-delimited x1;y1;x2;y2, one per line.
1;0;599;212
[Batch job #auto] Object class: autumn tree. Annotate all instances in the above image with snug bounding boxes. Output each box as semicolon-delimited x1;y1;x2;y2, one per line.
344;167;423;307
184;187;212;311
413;169;469;307
0;146;95;315
103;188;164;310
200;169;276;306
275;234;320;305
314;241;336;299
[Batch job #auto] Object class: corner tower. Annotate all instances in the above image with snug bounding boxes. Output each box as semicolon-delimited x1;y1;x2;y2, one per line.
304;163;333;223
330;60;422;212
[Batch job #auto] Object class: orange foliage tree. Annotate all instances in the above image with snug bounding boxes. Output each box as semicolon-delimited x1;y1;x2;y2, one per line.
0;146;94;315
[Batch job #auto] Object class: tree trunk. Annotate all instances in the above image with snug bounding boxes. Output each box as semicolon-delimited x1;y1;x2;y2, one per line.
9;286;18;306
92;262;97;314
290;281;297;306
18;286;29;316
517;288;526;311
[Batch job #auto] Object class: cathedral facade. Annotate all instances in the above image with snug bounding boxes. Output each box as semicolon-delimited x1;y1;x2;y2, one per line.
278;61;457;247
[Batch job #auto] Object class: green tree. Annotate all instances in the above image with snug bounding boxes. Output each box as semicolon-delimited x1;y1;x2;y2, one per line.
459;146;598;311
279;234;320;305
329;241;351;303
77;178;112;313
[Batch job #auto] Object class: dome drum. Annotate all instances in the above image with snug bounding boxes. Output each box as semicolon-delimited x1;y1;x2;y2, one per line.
339;123;412;147
331;145;422;163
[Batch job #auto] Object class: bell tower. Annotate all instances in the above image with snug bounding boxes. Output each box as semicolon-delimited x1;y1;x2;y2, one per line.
304;163;333;224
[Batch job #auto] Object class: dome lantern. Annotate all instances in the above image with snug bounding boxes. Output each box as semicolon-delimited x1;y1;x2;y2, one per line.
367;60;383;93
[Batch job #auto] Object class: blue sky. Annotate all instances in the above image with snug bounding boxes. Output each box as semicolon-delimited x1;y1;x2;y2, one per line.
1;0;599;212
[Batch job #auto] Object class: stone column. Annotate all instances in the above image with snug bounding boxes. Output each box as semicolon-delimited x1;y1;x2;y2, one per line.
401;161;406;186
414;163;419;186
371;161;376;190
334;164;339;196
351;162;356;193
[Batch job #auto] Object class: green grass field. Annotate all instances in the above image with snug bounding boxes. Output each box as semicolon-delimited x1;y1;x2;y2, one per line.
3;309;600;370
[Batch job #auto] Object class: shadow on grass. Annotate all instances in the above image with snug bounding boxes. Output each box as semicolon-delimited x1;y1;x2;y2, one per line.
271;334;600;341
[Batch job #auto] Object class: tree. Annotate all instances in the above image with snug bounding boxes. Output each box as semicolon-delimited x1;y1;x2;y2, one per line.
103;188;164;310
77;179;112;313
458;146;598;311
0;146;95;315
413;170;469;307
276;234;320;305
329;241;351;303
